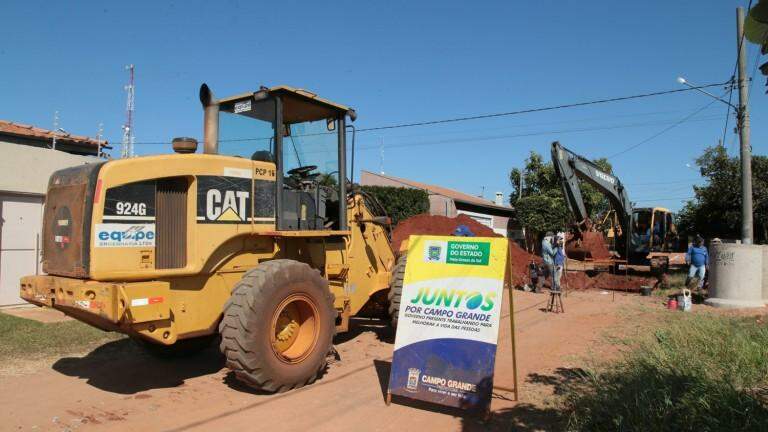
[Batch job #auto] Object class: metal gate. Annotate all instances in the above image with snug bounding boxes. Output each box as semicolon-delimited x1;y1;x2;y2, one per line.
0;194;43;306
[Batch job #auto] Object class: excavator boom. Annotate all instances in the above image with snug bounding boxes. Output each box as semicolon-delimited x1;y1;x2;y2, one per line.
551;141;632;258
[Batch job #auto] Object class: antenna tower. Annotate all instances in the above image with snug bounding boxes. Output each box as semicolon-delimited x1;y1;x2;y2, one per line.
121;64;135;158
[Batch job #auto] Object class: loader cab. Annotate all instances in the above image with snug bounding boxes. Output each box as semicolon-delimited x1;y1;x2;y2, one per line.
200;84;356;231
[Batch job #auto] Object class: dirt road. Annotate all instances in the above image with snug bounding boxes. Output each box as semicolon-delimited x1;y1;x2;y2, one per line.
0;289;660;431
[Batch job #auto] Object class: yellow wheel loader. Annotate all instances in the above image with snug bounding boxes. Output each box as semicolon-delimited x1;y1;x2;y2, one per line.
20;84;399;392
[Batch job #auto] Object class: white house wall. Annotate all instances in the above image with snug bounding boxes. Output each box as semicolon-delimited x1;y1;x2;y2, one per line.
0;194;43;306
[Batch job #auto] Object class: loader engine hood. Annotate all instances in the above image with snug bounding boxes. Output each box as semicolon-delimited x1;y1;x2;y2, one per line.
42;162;104;278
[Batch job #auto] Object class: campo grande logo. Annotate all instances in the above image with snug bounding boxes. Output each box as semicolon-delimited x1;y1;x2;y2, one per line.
406;368;421;392
427;245;442;261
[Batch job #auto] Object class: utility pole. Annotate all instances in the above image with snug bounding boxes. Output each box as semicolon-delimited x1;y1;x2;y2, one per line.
737;7;754;244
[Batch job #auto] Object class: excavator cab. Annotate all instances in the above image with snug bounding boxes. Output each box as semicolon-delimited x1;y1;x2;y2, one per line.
630;207;679;254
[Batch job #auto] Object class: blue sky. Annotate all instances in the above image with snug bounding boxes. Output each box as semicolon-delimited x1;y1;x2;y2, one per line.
1;1;764;211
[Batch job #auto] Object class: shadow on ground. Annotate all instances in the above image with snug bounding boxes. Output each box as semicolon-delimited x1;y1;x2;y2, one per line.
334;317;395;345
374;359;574;431
52;338;224;394
462;367;588;431
461;367;588;431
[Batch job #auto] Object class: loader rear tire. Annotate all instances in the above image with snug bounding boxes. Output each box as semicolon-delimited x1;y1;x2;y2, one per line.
219;260;335;393
387;254;407;329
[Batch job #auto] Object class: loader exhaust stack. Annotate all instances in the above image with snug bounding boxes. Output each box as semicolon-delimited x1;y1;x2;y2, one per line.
199;83;219;154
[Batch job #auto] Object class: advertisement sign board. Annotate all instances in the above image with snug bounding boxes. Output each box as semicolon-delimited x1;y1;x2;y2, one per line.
388;235;508;410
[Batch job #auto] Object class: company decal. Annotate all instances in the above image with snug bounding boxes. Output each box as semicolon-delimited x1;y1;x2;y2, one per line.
130;296;164;307
95;223;156;247
74;300;104;310
388;235;508;411
196;176;275;224
234;99;252;113
103;180;156;223
594;169;616;185
223;167;252;179
52;206;73;249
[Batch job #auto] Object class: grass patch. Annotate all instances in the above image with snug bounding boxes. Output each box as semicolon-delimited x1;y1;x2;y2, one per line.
562;312;768;431
0;311;122;363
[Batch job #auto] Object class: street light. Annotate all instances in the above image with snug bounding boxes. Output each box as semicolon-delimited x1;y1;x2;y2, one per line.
677;76;737;109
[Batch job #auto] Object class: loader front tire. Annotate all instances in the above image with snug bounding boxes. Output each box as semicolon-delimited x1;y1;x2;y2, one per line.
387;254;407;329
219;260;335;393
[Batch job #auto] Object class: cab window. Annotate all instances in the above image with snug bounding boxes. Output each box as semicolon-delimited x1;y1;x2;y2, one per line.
218;98;275;160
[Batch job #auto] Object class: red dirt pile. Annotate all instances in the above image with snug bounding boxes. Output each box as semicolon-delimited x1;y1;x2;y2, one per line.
589;272;655;292
390;213;541;286
550;271;655;292
390;214;654;292
390;213;500;252
508;241;542;286
565;231;611;260
561;271;595;291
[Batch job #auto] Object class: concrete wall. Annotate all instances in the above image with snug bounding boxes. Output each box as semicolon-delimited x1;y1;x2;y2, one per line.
0;142;95;195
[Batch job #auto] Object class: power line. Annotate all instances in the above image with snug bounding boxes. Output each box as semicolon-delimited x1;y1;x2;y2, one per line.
129;112;722;162
355;82;728;133
121;81;728;146
349;106;720;142
624;178;700;186
128;110;721;148
353;115;722;152
636;183;698;193
607;94;725;159
748;44;762;98
721;80;735;146
634;197;695;202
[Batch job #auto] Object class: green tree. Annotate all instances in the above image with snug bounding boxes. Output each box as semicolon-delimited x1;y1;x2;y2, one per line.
509;151;613;233
358;185;430;225
677;146;768;243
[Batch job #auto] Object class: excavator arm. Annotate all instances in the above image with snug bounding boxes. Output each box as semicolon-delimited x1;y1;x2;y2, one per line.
551;141;633;257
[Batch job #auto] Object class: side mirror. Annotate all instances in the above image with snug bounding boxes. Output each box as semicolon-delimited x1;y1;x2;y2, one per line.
326;119;336;131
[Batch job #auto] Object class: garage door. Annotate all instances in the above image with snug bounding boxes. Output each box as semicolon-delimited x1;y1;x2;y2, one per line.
0;195;43;306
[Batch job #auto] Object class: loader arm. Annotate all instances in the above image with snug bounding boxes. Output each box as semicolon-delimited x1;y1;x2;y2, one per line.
551;141;633;258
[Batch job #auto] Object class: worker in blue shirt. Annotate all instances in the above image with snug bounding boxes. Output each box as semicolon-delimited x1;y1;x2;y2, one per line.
540;232;556;293
686;234;708;289
553;235;566;292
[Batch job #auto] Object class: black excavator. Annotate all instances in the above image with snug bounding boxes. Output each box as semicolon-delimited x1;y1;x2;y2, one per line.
551;141;686;273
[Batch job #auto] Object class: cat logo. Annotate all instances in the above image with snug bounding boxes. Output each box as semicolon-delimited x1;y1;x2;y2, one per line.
196;175;274;225
206;189;249;222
